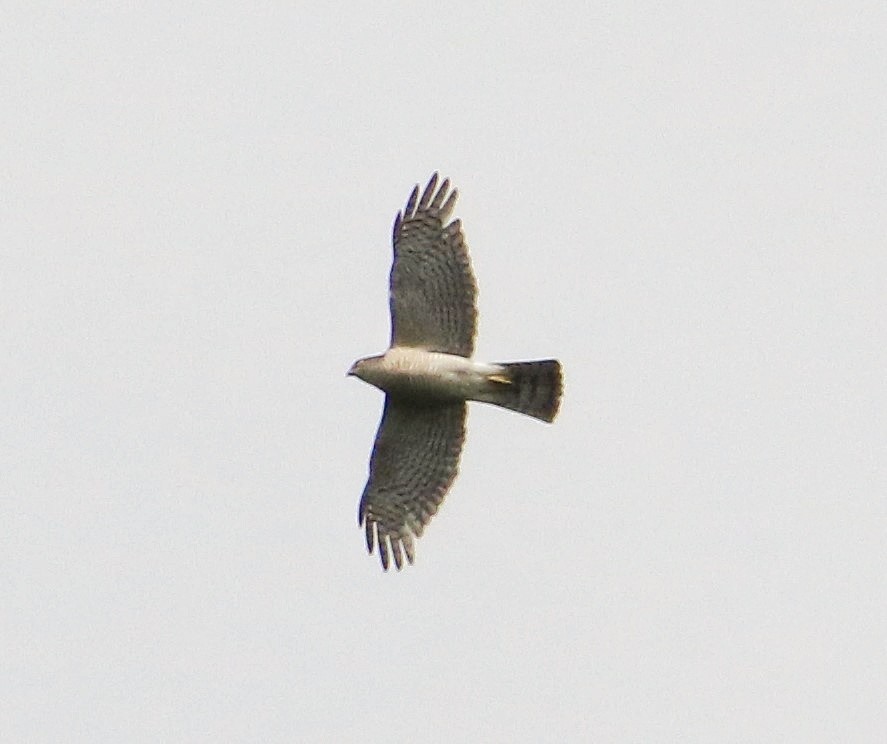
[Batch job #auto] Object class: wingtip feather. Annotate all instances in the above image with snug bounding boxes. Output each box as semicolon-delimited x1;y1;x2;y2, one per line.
403;185;420;218
418;173;439;211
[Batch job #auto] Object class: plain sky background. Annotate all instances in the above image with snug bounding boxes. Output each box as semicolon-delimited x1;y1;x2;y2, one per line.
3;3;885;742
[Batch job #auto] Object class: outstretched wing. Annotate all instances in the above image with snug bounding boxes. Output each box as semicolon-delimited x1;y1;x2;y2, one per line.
358;398;466;570
389;173;477;357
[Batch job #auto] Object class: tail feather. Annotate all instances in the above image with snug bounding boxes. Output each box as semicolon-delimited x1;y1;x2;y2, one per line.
478;359;562;422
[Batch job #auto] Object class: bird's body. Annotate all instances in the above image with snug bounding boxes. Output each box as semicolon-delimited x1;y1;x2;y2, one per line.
349;174;562;570
350;348;505;404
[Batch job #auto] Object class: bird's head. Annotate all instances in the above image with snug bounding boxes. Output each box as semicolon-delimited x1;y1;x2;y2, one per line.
347;355;383;383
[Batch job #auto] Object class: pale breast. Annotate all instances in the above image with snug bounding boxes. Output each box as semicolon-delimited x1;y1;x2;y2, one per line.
379;348;497;401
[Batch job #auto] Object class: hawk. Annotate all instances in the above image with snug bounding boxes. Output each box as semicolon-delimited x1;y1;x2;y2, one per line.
348;173;562;570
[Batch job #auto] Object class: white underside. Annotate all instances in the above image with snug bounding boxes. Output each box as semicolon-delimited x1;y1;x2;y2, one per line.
366;346;502;400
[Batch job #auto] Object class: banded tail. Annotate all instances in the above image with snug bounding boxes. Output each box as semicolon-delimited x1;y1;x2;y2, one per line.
478;360;562;422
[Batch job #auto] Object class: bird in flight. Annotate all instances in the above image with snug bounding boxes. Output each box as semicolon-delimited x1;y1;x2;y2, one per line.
348;173;562;570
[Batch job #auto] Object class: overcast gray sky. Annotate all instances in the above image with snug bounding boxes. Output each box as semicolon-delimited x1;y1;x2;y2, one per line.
3;3;885;742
